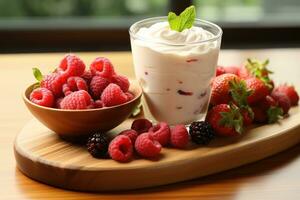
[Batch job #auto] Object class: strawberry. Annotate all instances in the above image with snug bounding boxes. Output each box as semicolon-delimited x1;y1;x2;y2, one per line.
240;59;273;89
271;91;291;114
241;109;253;126
216;66;239;76
206;104;243;136
274;84;299;106
245;77;269;105
252;106;268;123
253;95;283;123
210;74;240;105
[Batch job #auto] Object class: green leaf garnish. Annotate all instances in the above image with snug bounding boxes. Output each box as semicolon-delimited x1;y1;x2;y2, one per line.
168;5;196;32
32;67;43;82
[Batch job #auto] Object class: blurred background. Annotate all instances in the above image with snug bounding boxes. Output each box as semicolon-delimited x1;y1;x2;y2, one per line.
0;0;300;53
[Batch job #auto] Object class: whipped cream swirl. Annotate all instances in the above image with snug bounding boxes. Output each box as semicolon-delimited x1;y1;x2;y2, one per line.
135;22;216;54
136;22;214;45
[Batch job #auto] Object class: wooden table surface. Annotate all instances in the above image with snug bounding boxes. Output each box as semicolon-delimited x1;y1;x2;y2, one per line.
1;49;300;200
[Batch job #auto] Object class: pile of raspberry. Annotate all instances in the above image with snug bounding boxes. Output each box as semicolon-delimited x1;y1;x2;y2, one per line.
29;54;133;109
87;119;193;162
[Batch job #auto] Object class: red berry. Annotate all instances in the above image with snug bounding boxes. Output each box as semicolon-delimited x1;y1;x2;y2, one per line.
81;70;93;84
101;83;128;107
108;135;133;162
62;76;88;96
67;76;88;91
90;57;115;78
131;118;153;134
55;97;63;109
237;66;252;79
58;54;85;78
210;74;240;105
135;133;161;158
252;106;267;123
119;129;138;144
41;73;65;97
149;122;171;146
216;66;226;76
217;66;239;76
245;77;269;104
94;100;103;108
206;104;243;136
241;109;253;126
89;76;110;99
170;125;189;149
60;90;92;110
30;88;54;107
271;92;291;114
111;74;130;92
125;92;134;101
274;84;299;106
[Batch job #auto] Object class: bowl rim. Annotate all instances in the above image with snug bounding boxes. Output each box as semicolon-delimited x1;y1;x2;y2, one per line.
23;81;142;112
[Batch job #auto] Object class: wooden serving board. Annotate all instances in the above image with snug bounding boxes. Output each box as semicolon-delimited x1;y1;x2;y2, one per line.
14;107;300;192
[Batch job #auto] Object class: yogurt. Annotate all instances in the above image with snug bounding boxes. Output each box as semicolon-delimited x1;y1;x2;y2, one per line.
130;19;222;125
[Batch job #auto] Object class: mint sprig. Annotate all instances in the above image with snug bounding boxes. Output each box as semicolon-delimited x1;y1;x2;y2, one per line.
32;67;43;82
168;5;196;32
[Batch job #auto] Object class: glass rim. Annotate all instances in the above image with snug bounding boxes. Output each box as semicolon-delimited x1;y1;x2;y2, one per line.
129;16;223;46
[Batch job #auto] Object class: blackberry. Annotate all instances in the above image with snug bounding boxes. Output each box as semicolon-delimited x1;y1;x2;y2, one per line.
189;121;215;145
86;133;109;158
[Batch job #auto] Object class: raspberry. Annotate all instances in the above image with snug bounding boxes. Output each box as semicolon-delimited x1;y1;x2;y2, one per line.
94;100;103;108
111;74;130;92
149;122;171;146
131;118;153;134
30;88;54;107
41;73;65;97
62;83;72;96
63;76;88;96
58;54;85;78
55;97;63;108
108;135;133;162
170;125;189;149
135;132;161;158
101;83;128;107
67;76;88;91
81;70;93;84
60;90;92;110
119;129;138;144
90;57;115;78
125;92;134;101
89;76;110;99
271;91;291;114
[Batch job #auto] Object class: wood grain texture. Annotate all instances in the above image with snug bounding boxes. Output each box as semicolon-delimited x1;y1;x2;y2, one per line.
1;50;300;199
14;106;300;191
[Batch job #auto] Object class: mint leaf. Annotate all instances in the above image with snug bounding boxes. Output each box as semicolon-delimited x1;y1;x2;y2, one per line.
168;5;196;32
32;67;43;82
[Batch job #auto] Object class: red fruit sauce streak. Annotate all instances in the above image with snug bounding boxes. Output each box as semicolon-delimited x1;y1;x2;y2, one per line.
186;58;198;63
177;90;193;96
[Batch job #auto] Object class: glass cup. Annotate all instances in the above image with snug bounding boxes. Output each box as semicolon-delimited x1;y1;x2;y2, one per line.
129;17;222;125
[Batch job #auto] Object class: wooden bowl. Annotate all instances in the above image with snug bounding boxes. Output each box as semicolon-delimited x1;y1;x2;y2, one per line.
23;81;142;140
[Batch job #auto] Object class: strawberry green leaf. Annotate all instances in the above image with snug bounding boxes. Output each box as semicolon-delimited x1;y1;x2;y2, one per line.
32;67;43;82
245;58;273;89
267;106;283;123
168;5;196;32
219;104;244;134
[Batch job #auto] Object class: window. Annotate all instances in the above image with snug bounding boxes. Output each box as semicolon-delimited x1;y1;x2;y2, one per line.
0;0;299;53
